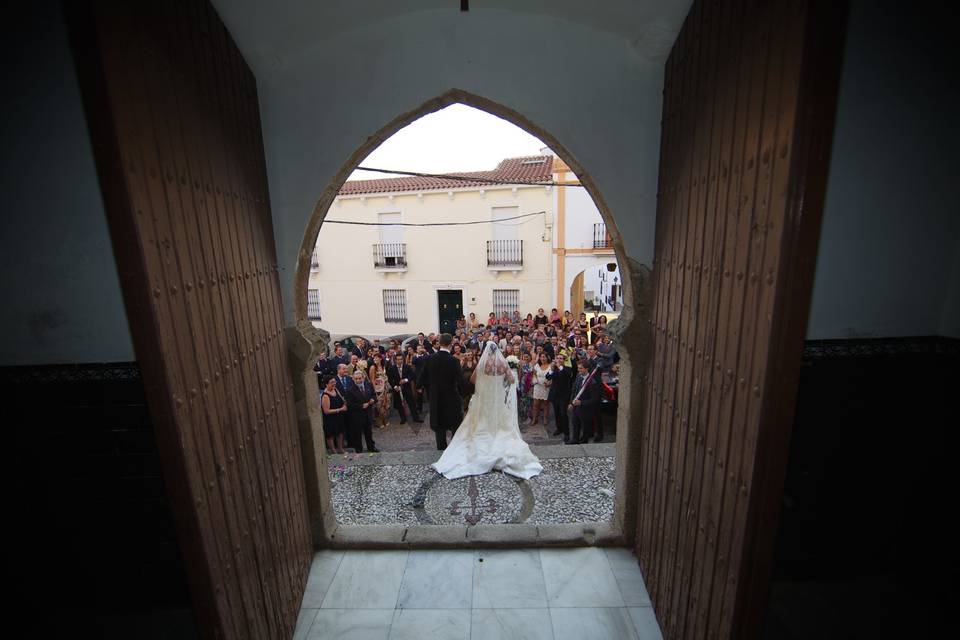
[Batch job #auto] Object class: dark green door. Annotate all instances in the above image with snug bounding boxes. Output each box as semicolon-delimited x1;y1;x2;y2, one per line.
437;290;463;334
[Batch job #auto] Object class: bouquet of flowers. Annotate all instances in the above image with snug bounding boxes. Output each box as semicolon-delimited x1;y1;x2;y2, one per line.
505;355;520;370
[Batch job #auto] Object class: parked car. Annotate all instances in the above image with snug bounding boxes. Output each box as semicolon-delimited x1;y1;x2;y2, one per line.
398;335;421;352
599;368;619;433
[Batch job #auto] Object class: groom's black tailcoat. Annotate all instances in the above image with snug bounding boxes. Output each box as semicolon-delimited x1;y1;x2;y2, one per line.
417;349;464;433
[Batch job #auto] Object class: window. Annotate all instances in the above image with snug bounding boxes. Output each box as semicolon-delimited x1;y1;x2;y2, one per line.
492;289;519;318
383;289;408;323
491;206;519;241
378;212;403;244
307;289;321;321
311;249;320;270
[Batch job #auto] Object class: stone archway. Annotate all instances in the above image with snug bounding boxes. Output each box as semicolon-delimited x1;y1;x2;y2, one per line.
286;88;652;548
566;257;623;318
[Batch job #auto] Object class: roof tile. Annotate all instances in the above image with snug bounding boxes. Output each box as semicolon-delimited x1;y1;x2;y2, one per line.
339;155;554;196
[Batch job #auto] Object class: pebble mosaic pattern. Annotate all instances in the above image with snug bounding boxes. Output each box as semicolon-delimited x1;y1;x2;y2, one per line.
329;464;433;525
526;457;615;525
329;455;615;526
419;473;529;525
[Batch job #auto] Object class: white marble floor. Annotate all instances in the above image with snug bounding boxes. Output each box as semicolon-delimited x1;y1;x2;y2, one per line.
294;547;663;640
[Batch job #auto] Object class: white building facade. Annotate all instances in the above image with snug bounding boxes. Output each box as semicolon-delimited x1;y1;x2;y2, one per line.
551;156;624;315
308;154;621;337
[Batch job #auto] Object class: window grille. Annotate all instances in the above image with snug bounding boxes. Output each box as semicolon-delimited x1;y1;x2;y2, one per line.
383;289;408;323
492;289;519;318
307;289;321;320
310;250;320;270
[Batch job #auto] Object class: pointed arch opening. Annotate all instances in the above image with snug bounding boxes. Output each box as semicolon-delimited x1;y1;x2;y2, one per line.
288;89;651;548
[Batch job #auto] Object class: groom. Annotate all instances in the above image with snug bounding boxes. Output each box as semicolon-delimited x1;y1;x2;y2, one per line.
417;333;464;450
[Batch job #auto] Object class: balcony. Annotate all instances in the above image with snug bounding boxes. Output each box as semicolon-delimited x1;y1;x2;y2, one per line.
593;223;614;251
487;239;523;270
373;243;407;271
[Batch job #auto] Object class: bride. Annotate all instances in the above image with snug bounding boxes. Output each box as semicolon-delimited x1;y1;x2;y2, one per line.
432;342;543;480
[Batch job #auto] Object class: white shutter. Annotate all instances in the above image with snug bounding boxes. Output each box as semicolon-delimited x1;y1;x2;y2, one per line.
379;212;402;244
490;206;519;241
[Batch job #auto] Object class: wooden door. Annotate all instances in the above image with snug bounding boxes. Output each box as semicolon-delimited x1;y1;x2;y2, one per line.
637;0;846;638
68;2;312;638
570;271;585;318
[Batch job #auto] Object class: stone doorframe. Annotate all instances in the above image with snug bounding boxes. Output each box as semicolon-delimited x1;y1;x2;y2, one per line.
285;88;652;549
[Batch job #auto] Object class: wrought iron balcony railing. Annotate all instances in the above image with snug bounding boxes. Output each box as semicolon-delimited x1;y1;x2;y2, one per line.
373;243;407;269
486;239;523;268
593;223;613;249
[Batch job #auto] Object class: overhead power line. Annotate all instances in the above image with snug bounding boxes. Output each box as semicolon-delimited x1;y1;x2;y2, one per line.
324;211;546;227
354;166;584;188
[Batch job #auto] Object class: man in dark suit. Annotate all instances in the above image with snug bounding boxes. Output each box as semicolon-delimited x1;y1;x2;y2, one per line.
584;344;600;370
411;346;431;416
569;361;602;444
583;344;604;438
313;352;335;388
331;345;350;369
334;363;353;397
345;370;378;452
414;332;434;354
388;354;420;423
417;333;464;450
597;334;619;371
546;354;574;443
348;339;366;360
567;330;585;350
589;309;601;329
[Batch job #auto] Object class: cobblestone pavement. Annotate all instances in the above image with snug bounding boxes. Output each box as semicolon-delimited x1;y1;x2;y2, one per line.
327;443;617;526
361;404;618;453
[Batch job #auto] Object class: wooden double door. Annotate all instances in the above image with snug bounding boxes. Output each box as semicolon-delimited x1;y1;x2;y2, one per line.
69;2;311;638
636;1;846;638
69;0;846;638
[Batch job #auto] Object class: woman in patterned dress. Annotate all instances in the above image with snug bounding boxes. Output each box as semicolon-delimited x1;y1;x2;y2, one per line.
518;351;536;425
367;353;391;429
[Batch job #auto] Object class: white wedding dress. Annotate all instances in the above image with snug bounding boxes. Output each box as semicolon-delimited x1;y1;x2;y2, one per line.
433;343;543;480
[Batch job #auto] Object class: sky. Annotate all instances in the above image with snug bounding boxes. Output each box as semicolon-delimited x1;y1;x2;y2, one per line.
348;104;548;181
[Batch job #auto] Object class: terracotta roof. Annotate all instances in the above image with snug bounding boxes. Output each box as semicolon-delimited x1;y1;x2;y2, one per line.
338;155;554;196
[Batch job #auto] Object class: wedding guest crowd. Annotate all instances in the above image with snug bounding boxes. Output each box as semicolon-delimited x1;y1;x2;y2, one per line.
314;307;620;452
